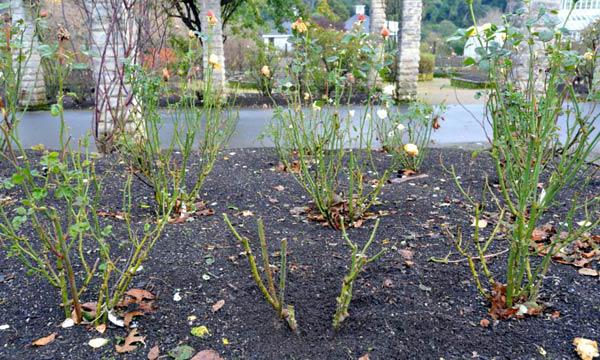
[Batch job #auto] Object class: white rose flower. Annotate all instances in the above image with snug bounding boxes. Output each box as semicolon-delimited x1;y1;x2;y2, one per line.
383;84;395;96
376;109;388;120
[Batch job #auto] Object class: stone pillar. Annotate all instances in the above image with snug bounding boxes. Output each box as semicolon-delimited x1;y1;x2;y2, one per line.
2;0;46;106
368;0;386;87
90;0;141;152
511;0;561;90
201;0;226;93
395;0;422;101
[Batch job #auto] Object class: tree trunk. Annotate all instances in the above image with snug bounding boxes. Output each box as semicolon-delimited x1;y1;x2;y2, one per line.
395;0;422;101
201;0;226;93
368;0;386;88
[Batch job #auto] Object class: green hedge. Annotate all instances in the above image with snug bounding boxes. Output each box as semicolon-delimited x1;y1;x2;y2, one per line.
419;52;435;81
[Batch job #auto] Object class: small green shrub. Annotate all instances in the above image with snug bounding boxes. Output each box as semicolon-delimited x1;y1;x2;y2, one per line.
0;32;168;325
268;20;395;229
118;35;236;217
246;40;280;96
376;102;445;172
419;52;435;80
223;214;297;332
448;2;600;313
333;218;386;329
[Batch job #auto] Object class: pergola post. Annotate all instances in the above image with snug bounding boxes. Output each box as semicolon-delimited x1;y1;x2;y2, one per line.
3;0;47;107
395;0;423;101
90;0;141;153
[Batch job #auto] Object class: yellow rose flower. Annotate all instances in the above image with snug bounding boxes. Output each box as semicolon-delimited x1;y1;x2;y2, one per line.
261;65;271;77
208;54;221;70
291;18;308;34
404;143;419;157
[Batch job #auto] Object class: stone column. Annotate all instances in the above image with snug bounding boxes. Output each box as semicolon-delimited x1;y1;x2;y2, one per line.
90;0;141;152
201;0;226;93
2;0;46;106
395;0;422;101
511;0;561;90
368;0;386;88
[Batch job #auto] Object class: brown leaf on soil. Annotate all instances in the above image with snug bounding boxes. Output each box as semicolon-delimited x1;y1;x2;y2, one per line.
358;354;370;360
211;300;225;313
551;310;561;319
124;311;145;327
119;289;156;313
72;302;98;322
190;349;224;360
195;202;215;216
126;289;155;301
488;283;518;320
32;333;57;346
276;161;301;174
383;278;394;288
240;210;254;217
97;210;127;221
400;169;417;177
274;185;285;192
578;268;599;277
96;324;107;334
290;206;310;216
479;318;490;328
115;329;146;353
147;345;160;360
399;249;414;261
532;227;600;271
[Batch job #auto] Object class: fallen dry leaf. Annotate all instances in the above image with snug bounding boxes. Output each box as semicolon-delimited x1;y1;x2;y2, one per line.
32;333;57;347
290;206;310;216
124;311;145;327
573;337;599;360
88;337;109;349
241;210;254;217
211;300;225;313
96;324;107;334
147;345;160;360
116;329;146;353
479;319;490;328
578;268;599;277
191;349;224;360
471;219;488;229
399;249;414;261
358;354;370;360
120;289;156;313
274;185;285;192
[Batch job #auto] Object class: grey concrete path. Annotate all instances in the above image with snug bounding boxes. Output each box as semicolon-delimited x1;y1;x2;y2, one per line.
9;104;600;154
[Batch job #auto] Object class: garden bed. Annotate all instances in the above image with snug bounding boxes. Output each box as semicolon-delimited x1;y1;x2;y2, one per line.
0;148;598;359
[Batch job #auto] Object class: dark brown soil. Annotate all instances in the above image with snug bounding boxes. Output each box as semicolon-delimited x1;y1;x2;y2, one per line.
0;148;598;360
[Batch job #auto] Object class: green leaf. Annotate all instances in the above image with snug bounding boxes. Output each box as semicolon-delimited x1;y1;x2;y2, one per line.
538;29;554;42
168;345;196;360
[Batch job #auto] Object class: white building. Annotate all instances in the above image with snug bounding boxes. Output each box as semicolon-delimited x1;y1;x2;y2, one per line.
262;22;293;52
559;0;600;39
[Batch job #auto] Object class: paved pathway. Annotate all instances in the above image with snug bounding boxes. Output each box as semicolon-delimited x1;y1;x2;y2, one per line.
11;104;600;155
